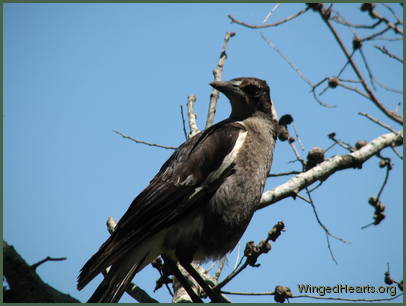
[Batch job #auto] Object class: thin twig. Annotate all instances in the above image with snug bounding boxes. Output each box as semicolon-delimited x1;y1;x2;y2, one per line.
376;162;391;201
381;3;403;25
373;77;403;94
374;45;403;63
311;86;337;108
371;36;402;41
260;33;313;87
180;105;188;140
291;122;305;151
358;47;376;91
328;133;354;152
370;9;403;35
337;83;371;100
358;112;397;133
307;181;323;193
112;129;177;150
318;16;403;124
261;32;336;108
295;193;312;204
227;7;309;29
262;3;280;24
390;146;403;160
31;256;67;271
339;78;361;83
362;25;393;42
206;31;235;129
324;142;337;154
305;188;350;265
289;141;305;168
331;10;382;29
214;260;249;291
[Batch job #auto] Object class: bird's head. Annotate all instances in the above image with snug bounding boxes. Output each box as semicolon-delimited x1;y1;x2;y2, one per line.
210;77;274;120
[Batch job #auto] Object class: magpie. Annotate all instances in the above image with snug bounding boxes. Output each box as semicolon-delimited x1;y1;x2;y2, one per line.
77;77;278;303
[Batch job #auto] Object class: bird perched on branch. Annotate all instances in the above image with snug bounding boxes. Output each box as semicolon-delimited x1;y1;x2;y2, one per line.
77;77;278;303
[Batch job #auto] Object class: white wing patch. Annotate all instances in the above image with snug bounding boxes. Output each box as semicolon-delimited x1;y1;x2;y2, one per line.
206;128;247;183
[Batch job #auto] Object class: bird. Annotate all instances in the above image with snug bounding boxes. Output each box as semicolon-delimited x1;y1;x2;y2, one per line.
77;77;278;303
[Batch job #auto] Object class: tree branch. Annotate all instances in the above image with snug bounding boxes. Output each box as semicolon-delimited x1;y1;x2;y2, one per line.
31;256;67;271
314;7;403;125
227;7;310;29
3;241;80;303
374;45;403;63
187;95;199;138
112;129;177;150
258;130;403;210
205;31;235;129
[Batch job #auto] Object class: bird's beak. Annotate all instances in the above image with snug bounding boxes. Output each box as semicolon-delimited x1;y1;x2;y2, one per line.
210;80;232;92
210;80;243;97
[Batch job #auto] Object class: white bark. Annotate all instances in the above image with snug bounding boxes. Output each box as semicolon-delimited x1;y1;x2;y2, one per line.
258;130;403;210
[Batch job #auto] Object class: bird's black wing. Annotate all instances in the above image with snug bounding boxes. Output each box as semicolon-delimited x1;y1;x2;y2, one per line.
78;120;247;290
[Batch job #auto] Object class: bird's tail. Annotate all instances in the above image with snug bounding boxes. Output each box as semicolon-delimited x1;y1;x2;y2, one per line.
80;232;166;303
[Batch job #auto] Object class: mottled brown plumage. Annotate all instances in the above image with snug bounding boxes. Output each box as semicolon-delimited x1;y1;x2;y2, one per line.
78;77;278;302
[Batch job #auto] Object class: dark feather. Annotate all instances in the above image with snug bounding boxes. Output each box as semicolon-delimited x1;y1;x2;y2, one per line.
77;120;245;291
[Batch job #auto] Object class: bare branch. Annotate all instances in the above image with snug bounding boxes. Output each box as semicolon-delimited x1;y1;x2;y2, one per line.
373;77;403;94
358;112;397;133
4;241;80;303
369;9;403;35
261;33;337;108
291;122;305;151
288;139;306;167
112;129;177;150
227;7;310;29
180;105;188;140
259;130;403;210
317;12;403;124
214;260;249;291
331;11;382;29
186;95;200;138
262;3;280;24
377;161;391;201
390;145;403;160
337;82;371;100
305;188;349;265
361;25;393;42
260;32;313;87
205;31;235;129
358;47;377;90
381;3;403;25
31;256;67;271
370;36;402;41
374;45;403;63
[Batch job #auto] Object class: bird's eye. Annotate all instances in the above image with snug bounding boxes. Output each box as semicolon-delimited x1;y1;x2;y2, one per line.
243;84;260;96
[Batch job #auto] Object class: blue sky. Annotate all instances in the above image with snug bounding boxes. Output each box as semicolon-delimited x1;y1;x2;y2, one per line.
4;3;403;303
